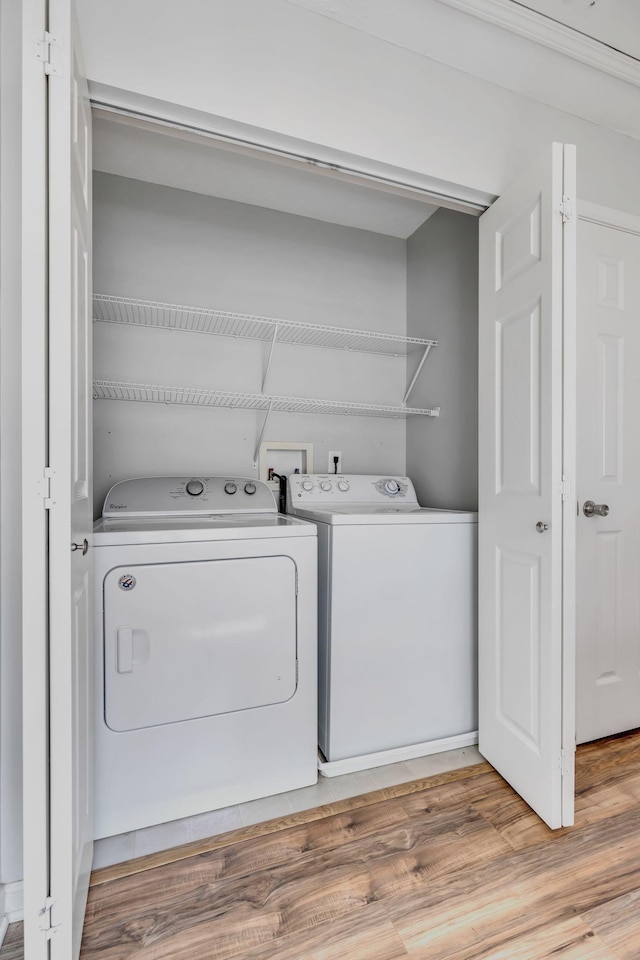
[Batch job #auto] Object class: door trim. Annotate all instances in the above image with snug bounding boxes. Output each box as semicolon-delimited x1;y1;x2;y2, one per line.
578;200;640;237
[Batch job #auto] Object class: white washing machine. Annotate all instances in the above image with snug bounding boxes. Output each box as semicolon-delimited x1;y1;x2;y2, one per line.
93;476;317;838
287;474;477;774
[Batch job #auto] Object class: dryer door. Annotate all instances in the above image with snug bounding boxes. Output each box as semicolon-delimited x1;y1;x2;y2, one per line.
102;555;297;731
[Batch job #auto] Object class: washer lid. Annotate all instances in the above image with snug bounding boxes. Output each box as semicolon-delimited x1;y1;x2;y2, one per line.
290;505;478;525
102;476;276;518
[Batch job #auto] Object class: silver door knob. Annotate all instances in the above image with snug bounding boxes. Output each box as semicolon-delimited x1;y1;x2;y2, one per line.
583;501;609;518
536;521;549;533
71;538;89;555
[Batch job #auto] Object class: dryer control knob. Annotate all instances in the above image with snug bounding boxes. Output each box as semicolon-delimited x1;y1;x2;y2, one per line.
301;480;314;491
224;482;237;495
337;481;350;492
320;480;332;492
244;482;257;495
383;479;401;495
185;479;204;496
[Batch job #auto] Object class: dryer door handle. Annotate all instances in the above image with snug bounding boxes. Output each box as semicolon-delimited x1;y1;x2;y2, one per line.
116;626;134;674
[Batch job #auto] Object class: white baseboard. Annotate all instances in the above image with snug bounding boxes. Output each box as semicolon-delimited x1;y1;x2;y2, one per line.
0;880;24;924
318;731;479;777
0;915;8;949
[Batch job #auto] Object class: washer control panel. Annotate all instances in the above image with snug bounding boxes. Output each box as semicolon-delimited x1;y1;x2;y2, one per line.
288;474;416;506
102;476;276;518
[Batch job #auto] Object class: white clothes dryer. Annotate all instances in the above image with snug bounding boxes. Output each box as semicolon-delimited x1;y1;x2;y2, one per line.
287;474;477;775
93;476;317;838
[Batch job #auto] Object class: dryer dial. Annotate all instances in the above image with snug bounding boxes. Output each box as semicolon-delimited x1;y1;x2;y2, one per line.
224;482;237;495
185;479;204;497
244;482;257;495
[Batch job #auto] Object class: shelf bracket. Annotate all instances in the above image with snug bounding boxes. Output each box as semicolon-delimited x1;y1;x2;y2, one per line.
403;343;433;406
262;323;280;394
253;400;274;467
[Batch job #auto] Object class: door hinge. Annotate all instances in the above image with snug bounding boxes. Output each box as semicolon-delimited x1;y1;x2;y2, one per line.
37;466;55;509
560;196;573;223
560;475;571;501
560;746;574;776
35;31;62;77
39;896;61;940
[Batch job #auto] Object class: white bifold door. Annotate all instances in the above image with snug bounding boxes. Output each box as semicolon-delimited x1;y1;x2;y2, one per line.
23;0;94;957
478;143;577;829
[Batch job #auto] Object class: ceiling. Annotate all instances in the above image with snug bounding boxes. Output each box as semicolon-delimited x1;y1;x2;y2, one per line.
516;0;640;60
92;115;441;239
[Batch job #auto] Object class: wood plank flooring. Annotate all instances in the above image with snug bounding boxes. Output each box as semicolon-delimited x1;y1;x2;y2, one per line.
3;730;640;960
77;729;640;960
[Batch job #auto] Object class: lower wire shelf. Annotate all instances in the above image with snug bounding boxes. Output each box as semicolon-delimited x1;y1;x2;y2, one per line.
93;380;441;420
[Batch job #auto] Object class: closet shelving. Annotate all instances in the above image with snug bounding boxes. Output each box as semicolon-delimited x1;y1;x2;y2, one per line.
92;295;440;465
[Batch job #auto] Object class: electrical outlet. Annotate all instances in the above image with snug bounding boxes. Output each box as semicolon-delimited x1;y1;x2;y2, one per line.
328;451;342;474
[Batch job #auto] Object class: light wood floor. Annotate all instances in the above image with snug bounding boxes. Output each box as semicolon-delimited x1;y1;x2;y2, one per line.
80;729;640;960
4;730;640;960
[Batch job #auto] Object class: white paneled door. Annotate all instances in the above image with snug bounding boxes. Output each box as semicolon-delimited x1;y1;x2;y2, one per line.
576;208;640;744
47;0;94;957
478;143;576;829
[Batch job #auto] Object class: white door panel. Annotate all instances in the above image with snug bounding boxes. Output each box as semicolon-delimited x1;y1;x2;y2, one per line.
48;1;93;956
576;215;640;743
479;142;576;829
21;1;50;956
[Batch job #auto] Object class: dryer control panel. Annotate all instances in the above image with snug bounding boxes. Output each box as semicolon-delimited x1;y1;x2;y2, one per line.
102;476;276;518
288;474;417;507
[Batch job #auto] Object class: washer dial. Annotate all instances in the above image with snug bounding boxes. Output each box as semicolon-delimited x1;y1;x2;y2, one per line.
337;480;350;492
185;479;204;497
301;480;314;491
244;482;257;495
224;481;237;495
383;479;401;495
320;480;332;492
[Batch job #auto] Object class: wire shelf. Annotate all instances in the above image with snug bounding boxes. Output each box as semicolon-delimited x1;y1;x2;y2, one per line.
93;381;440;419
93;295;437;357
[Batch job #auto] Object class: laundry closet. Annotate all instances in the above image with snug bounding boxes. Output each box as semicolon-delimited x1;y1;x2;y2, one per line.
88;112;640;827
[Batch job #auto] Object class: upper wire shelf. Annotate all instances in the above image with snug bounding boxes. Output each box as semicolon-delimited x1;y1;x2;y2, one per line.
93;295;437;357
93;381;441;419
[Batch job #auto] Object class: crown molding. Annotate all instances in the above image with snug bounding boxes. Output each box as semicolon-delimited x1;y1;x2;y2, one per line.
435;0;640;86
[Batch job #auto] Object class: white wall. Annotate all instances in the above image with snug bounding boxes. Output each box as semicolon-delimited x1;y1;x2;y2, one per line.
76;0;640;214
93;173;409;510
0;0;24;887
406;209;479;511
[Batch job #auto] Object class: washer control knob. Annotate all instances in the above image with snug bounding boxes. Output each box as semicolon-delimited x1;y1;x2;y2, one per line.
185;479;204;497
244;482;257;495
320;480;332;492
224;482;237;495
337;480;350;492
301;480;314;491
384;479;401;495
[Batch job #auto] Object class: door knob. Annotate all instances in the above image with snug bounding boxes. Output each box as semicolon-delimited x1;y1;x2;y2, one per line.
71;538;89;555
536;521;549;533
583;501;609;518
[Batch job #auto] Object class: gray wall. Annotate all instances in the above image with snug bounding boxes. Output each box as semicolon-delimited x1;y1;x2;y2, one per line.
0;0;24;886
406;209;479;511
93;173;409;513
